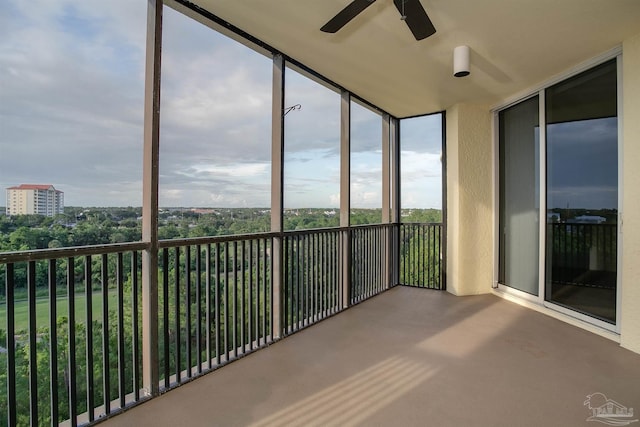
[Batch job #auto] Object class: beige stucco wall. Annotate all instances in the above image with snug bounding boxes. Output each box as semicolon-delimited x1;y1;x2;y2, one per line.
445;104;494;296
621;32;640;354
445;39;640;354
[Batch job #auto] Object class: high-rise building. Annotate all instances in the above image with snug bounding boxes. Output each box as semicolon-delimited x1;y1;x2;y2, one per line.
5;184;64;217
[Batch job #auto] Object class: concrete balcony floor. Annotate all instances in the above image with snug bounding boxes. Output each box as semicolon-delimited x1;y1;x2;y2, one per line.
102;286;640;427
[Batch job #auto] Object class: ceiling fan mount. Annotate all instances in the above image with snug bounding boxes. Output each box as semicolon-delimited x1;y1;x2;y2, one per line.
321;0;436;41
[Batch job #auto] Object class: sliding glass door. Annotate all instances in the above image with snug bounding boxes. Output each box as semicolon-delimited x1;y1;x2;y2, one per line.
499;96;540;295
498;58;619;325
545;60;618;323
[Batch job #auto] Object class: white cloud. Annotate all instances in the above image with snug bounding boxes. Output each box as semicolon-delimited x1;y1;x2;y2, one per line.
190;163;269;178
0;1;443;209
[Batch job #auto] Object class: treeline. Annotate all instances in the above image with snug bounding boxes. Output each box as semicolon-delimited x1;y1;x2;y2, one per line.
0;207;441;299
0;207;442;252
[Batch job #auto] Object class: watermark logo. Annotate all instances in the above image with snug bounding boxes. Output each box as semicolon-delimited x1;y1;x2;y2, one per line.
584;392;638;426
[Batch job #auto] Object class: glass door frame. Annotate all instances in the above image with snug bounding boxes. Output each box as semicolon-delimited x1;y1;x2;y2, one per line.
492;50;623;334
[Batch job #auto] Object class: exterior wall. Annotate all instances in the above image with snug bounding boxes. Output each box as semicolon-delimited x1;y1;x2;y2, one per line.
445;104;494;295
6;189;31;215
620;32;640;354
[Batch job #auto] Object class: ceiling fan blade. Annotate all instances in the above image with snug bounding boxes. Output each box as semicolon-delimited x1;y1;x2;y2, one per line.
321;0;377;33
393;0;436;40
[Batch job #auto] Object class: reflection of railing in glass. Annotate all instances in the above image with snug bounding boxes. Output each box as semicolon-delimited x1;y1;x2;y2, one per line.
547;223;617;289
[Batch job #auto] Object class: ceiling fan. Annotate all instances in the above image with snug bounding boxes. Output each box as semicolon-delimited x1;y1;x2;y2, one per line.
320;0;436;40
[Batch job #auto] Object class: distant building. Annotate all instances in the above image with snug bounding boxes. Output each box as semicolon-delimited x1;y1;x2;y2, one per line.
6;184;64;217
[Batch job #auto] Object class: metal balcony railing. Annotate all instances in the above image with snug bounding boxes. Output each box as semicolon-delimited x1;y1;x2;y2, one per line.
400;223;444;289
283;228;343;336
0;223;443;426
0;243;147;426
157;234;275;390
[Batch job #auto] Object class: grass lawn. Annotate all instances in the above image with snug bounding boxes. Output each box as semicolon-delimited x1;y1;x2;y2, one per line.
0;290;120;332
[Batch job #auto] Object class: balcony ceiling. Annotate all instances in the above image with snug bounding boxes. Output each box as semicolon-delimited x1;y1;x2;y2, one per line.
185;0;640;117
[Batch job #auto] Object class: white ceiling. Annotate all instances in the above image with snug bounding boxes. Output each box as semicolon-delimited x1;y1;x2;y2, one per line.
185;0;640;118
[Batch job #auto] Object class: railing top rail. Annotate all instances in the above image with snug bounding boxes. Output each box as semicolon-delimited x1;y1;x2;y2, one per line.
349;223;394;229
0;241;149;263
399;222;444;226
0;222;437;263
157;231;280;248
282;226;349;237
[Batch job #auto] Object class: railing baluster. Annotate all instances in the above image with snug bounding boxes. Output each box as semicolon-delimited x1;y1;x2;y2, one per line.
437;224;441;288
233;241;238;358
240;241;246;354
132;251;140;401
423;225;428;288
311;234;316;322
368;229;372;296
249;240;255;349
257;239;262;341
422;224;426;286
304;233;309;325
162;248;170;389
299;234;303;327
371;229;375;294
117;252;126;408
303;234;307;325
27;261;38;427
5;263;17;426
335;231;340;311
289;235;293;333
431;225;435;288
320;233;325;318
336;231;340;312
67;257;78;427
185;245;192;378
263;238;269;342
375;227;380;292
352;230;357;303
430;225;434;288
224;241;229;361
6;263;16;427
269;236;274;340
367;229;371;297
85;256;94;423
290;235;295;331
259;239;264;342
215;243;221;366
174;246;181;384
311;233;316;321
48;259;59;425
101;254;110;415
206;244;212;369
282;236;288;334
196;244;202;373
363;229;367;299
292;236;297;331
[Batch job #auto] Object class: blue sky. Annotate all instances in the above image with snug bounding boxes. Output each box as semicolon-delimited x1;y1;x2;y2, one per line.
0;1;443;209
